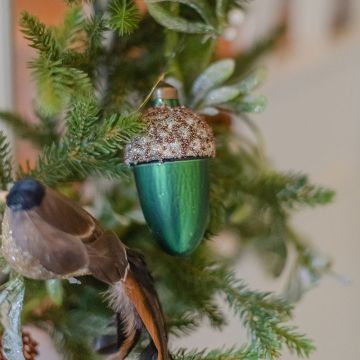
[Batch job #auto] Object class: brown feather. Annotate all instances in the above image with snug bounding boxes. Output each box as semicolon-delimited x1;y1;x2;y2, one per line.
125;274;168;360
87;232;129;284
35;187;101;242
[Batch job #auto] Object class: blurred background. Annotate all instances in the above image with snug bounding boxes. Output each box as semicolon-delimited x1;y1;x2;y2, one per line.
0;0;359;359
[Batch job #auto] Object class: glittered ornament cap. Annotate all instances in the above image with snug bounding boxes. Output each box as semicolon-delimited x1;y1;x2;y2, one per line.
124;104;216;165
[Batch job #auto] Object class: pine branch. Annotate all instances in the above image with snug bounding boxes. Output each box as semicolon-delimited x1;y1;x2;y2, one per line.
146;244;313;360
167;312;200;336
240;172;334;210
173;346;259;360
54;6;85;50
0;111;55;146
0;131;13;190
108;0;141;36
20;12;60;58
276;173;335;208
84;15;107;58
221;274;314;359
274;326;315;358
28;99;143;185
30;56;92;116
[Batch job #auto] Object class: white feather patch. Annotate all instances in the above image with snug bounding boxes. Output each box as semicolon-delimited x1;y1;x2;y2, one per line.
105;282;142;334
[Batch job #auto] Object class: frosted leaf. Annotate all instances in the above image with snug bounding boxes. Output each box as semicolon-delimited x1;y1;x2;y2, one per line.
191;59;235;107
203;86;240;106
0;274;25;360
236;95;267;113
235;67;268;94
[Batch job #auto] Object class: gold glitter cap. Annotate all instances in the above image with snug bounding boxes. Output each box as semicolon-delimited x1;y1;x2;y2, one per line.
124;104;216;165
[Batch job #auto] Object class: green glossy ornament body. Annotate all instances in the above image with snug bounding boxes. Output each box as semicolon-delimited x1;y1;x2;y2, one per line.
125;86;215;255
133;159;209;255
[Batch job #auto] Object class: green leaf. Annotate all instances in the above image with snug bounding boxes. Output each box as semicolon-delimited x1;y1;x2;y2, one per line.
233;95;267;113
108;0;141;36
0;274;25;360
233;67;268;94
46;280;64;306
203;85;241;106
170;34;216;94
190;58;235;107
147;0;216;27
147;3;214;34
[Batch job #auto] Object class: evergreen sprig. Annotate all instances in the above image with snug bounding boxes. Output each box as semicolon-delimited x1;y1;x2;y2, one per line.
55;6;85;50
0;131;13;190
108;0;141;36
28;99;142;185
0;111;56;147
30;56;92;116
20;12;60;58
173;346;259;360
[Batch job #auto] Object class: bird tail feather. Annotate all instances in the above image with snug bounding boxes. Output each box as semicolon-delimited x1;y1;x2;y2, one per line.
105;249;170;360
125;249;171;360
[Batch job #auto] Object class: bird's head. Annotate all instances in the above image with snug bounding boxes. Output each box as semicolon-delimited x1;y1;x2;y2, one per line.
6;178;45;211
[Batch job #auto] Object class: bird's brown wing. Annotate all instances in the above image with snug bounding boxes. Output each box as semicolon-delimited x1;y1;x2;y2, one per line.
86;231;129;284
35;187;102;242
8;208;89;275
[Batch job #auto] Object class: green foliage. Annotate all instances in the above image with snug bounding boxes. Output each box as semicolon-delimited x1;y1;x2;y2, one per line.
0;131;13;190
0;112;56;146
20;8;95;115
20;12;60;57
30;56;92;116
108;0;141;36
173;346;259;360
140;243;314;359
55;7;85;49
28;99;143;185
146;1;216;35
0;2;334;359
188;59;268;115
23;279;110;360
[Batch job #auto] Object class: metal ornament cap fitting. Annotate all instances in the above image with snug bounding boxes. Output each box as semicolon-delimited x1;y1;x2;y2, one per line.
133;158;210;256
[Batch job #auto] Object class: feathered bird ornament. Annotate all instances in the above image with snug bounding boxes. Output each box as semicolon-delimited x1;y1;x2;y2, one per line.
1;178;170;360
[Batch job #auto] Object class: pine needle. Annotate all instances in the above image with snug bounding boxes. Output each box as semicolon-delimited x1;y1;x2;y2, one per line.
108;0;141;36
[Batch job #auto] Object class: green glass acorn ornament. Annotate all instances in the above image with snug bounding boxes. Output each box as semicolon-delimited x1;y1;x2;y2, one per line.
125;86;216;255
